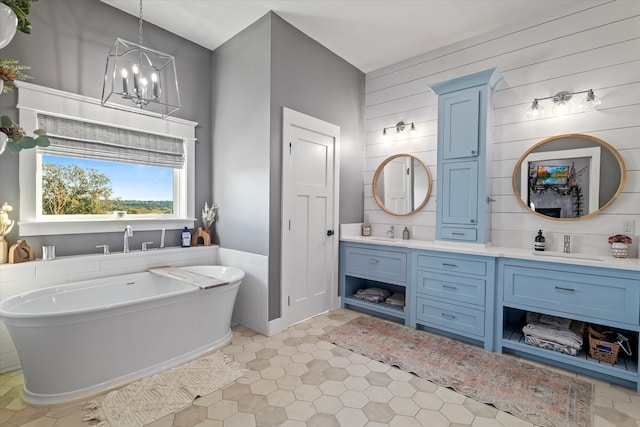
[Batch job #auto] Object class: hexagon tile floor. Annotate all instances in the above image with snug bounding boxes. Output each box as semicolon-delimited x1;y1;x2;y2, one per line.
1;309;639;427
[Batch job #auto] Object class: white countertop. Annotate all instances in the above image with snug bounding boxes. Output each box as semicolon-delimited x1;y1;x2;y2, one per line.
340;235;640;272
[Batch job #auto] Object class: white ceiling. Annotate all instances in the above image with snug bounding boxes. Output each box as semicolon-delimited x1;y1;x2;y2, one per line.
101;0;598;73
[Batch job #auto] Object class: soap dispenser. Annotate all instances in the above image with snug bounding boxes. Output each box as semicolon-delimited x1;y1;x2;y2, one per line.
181;227;192;247
534;230;546;251
402;227;410;240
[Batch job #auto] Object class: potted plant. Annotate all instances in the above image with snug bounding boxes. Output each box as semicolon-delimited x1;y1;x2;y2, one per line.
1;0;37;34
0;115;49;155
608;234;632;258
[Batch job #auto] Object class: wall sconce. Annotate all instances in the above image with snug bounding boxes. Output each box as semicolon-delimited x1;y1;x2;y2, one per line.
525;89;601;119
382;121;415;136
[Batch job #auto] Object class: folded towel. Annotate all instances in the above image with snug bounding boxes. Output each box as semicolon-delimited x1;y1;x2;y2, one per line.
523;319;585;350
354;288;391;303
385;293;405;307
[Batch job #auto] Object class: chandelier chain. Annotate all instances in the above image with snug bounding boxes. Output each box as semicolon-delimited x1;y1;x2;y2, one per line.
138;0;143;46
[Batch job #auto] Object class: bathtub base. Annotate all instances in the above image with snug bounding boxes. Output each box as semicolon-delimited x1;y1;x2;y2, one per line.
22;329;233;407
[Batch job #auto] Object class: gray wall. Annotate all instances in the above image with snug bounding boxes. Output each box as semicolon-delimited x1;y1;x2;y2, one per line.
268;14;365;319
211;15;272;255
211;12;365;321
0;0;213;255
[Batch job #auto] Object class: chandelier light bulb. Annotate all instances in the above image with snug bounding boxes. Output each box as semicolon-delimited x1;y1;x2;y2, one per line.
121;68;128;94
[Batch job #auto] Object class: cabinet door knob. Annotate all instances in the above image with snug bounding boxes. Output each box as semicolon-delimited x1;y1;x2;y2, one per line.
470;219;476;224
471;150;477;155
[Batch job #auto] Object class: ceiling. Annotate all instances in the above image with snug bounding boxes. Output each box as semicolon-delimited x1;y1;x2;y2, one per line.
101;0;598;73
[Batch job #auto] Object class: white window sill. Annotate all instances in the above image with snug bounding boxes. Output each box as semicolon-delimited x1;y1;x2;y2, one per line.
19;218;196;236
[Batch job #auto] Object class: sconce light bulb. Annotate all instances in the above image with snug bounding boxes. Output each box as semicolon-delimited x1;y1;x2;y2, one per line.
580;89;601;112
526;99;543;119
140;77;148;87
121;68;128;78
151;73;158;82
132;64;139;74
552;100;571;116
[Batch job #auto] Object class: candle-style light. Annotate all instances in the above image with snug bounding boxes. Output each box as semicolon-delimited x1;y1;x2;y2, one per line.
121;68;128;94
132;64;140;93
151;72;159;99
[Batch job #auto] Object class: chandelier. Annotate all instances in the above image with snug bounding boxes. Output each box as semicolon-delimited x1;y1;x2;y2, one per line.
101;0;181;117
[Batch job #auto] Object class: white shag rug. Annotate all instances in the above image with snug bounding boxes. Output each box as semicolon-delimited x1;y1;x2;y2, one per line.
83;352;247;427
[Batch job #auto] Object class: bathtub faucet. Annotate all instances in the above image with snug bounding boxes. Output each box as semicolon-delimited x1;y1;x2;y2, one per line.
123;225;133;253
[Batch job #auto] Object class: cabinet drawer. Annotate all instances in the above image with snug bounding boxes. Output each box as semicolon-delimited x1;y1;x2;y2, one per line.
416;253;487;276
416;297;484;338
416;271;485;306
344;246;407;284
503;265;640;325
441;227;477;241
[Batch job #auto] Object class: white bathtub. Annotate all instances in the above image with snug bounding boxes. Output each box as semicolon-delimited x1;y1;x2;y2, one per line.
0;265;244;406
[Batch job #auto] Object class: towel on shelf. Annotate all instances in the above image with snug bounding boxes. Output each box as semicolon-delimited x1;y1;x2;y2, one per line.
385;293;405;307
522;312;585;355
354;287;391;303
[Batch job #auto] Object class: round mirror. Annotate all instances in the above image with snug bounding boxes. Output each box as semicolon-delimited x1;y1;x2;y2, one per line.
373;154;432;216
512;133;626;220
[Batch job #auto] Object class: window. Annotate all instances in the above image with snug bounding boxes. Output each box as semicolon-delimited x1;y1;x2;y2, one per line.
17;82;197;236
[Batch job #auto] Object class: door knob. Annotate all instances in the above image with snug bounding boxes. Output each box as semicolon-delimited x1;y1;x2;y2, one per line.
326;230;335;236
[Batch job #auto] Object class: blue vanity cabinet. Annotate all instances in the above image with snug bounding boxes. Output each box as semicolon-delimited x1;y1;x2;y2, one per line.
497;258;640;392
430;68;502;244
340;241;410;325
410;250;496;351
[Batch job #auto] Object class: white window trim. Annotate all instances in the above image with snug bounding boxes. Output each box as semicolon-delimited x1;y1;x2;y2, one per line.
16;81;198;236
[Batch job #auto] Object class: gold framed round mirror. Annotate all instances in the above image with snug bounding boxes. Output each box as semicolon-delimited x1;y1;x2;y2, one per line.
373;154;432;216
512;133;626;220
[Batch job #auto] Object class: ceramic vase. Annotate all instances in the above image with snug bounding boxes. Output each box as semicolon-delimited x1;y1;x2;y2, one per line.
0;3;18;50
611;242;629;258
0;236;8;264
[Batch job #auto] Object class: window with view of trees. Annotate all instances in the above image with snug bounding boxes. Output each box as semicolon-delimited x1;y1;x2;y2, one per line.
41;155;174;216
16;82;196;236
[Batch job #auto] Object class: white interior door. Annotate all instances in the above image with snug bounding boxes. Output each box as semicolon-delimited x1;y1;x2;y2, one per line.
383;157;411;213
282;108;340;326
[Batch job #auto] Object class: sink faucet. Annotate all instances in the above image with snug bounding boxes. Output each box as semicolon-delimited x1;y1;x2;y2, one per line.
386;225;395;239
563;234;571;254
123;225;133;253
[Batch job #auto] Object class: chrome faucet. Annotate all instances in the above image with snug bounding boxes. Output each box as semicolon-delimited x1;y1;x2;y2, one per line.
123;225;133;253
386;225;395;239
563;234;571;254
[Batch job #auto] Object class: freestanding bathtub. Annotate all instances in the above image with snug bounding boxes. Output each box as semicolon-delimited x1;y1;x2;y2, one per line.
0;265;244;406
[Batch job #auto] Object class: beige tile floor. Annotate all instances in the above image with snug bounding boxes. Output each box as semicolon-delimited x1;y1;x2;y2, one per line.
1;308;639;427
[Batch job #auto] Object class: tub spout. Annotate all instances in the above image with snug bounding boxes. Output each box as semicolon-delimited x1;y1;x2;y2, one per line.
123;225;133;253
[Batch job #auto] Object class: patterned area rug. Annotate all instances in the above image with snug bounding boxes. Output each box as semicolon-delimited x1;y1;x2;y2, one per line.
83;352;247;427
321;316;593;427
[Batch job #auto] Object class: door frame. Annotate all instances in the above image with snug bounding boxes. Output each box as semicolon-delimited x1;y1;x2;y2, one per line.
281;107;341;327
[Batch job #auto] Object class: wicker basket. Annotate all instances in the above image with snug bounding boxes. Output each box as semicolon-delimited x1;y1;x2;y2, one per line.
588;326;620;365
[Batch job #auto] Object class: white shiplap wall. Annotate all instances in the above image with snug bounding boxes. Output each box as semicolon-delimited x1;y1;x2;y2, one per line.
364;0;640;256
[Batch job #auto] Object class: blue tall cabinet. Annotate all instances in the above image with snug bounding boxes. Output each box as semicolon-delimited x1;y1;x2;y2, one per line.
430;68;503;244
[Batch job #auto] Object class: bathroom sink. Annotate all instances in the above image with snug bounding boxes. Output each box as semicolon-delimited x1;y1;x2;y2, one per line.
531;251;605;262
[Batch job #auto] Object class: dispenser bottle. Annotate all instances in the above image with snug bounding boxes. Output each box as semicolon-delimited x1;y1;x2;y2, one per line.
402;227;410;240
534;230;546;251
181;227;191;247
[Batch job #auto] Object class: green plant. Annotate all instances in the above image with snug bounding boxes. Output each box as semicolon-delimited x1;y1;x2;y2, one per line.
0;59;32;92
0;115;50;153
2;0;37;34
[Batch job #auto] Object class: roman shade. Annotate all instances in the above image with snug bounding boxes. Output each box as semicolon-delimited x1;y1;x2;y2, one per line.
37;114;184;169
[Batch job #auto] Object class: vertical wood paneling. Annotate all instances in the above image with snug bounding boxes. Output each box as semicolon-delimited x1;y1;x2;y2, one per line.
364;1;640;251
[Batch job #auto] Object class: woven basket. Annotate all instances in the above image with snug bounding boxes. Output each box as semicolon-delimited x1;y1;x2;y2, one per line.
588;326;620;365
